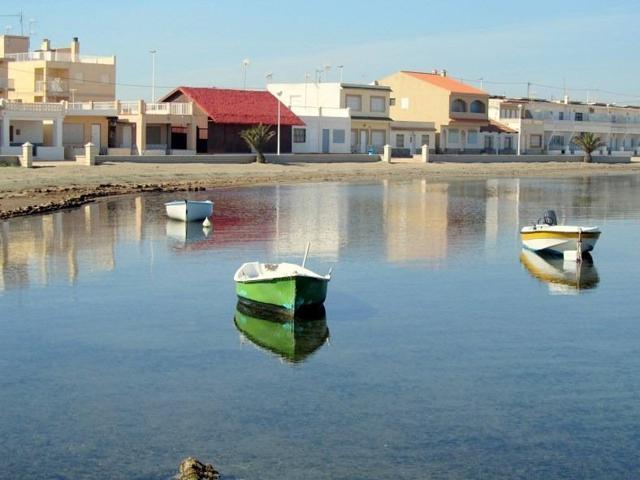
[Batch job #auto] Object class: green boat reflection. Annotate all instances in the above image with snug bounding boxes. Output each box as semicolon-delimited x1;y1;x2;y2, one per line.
234;300;329;363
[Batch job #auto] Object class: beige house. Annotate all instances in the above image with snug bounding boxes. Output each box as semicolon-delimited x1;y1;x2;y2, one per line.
342;83;392;153
378;70;516;153
0;35;115;103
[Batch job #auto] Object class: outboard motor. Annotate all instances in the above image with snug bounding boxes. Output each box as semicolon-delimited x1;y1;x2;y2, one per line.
542;210;558;226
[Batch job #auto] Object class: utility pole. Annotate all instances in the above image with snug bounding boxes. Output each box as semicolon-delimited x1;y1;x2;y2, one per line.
526;82;531;99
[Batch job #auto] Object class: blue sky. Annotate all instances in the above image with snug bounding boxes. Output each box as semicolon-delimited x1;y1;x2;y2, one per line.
6;0;640;103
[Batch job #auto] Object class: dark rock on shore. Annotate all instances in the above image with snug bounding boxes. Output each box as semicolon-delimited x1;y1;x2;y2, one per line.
177;457;220;480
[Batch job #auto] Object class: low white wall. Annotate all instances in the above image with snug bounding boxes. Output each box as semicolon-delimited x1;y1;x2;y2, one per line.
430;154;631;163
35;146;65;160
97;153;381;165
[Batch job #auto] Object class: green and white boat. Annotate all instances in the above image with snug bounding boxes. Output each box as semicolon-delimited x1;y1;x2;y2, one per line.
233;243;331;314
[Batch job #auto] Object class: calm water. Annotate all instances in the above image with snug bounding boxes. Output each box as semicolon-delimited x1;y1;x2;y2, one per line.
1;175;640;479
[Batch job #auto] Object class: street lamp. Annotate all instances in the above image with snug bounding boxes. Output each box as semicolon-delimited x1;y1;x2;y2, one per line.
242;59;251;89
276;90;282;156
265;72;273;85
149;49;157;102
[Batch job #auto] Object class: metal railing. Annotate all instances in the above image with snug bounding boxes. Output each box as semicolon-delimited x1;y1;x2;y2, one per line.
145;102;192;115
5;51;115;65
2;102;64;113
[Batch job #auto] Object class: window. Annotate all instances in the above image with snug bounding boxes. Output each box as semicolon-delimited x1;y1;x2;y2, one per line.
371;130;385;147
74;72;84;84
451;99;467;112
558;112;564;120
332;129;345;144
100;73;110;85
470;100;486;114
370;96;386;113
345;95;362;111
550;135;564;147
198;128;208;140
396;134;405;148
390;98;396;106
400;97;410;110
448;129;460;144
293;128;306;143
421;134;430;146
575;112;583;121
467;130;478;145
504;137;513;150
530;134;542;148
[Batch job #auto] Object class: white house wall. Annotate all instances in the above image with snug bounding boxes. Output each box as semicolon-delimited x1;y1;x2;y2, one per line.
292;114;351;153
268;83;343;108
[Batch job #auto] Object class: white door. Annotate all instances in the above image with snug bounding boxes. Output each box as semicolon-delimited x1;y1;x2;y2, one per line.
359;130;367;153
121;125;132;147
91;124;101;149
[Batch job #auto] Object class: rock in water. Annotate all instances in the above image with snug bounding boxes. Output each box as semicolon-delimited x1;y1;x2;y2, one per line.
178;457;220;480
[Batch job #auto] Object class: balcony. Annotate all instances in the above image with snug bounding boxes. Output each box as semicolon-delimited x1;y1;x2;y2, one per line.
35;79;69;95
6;51;115;65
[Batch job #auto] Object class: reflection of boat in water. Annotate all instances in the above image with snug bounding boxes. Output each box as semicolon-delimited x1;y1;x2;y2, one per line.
234;300;329;363
520;210;600;256
166;219;211;246
520;248;599;294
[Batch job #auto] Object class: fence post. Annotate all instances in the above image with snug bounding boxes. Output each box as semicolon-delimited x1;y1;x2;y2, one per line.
21;142;33;168
421;144;429;163
79;142;98;166
383;144;391;163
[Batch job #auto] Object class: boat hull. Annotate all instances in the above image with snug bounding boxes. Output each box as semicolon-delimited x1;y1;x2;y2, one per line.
520;228;600;254
165;200;213;222
235;275;328;313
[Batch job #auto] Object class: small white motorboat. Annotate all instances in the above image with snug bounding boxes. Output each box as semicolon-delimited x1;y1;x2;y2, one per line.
520;210;600;257
164;200;213;222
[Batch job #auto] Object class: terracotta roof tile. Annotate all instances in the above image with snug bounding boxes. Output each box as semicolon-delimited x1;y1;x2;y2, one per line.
403;71;487;95
170;87;304;126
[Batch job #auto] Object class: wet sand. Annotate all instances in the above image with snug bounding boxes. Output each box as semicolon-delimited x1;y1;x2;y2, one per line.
1;160;639;219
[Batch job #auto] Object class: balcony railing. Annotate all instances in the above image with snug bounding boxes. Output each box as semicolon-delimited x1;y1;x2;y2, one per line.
145;102;193;115
35;79;68;95
5;51;115;65
0;100;193;117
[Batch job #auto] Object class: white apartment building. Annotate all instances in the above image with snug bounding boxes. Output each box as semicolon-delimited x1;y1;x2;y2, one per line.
267;82;392;154
489;97;640;156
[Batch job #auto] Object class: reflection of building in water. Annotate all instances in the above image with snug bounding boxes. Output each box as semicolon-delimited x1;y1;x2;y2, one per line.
385;180;449;264
272;184;348;261
485;178;520;250
0;203;117;291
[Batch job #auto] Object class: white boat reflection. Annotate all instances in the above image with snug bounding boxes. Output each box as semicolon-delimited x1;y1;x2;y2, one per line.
165;219;212;247
520;248;599;295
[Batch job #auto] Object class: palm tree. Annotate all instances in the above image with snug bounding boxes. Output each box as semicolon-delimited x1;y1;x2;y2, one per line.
239;124;275;163
571;132;606;163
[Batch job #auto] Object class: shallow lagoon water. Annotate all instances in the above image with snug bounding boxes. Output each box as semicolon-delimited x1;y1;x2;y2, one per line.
1;175;640;479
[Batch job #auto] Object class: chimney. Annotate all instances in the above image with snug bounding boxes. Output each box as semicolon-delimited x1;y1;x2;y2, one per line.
440;69;447;77
70;37;79;59
40;38;50;51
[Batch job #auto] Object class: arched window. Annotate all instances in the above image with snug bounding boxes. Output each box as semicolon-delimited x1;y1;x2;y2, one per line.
451;99;467;112
470;100;486;114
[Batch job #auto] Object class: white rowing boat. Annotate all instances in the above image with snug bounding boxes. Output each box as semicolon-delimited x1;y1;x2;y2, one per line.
164;200;213;222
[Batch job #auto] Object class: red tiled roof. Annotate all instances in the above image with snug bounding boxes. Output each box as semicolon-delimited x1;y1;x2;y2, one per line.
403;71;487;95
480;120;517;134
169;87;304;126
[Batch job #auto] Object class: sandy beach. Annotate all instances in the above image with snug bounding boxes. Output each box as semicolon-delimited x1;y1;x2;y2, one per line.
1;160;640;219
